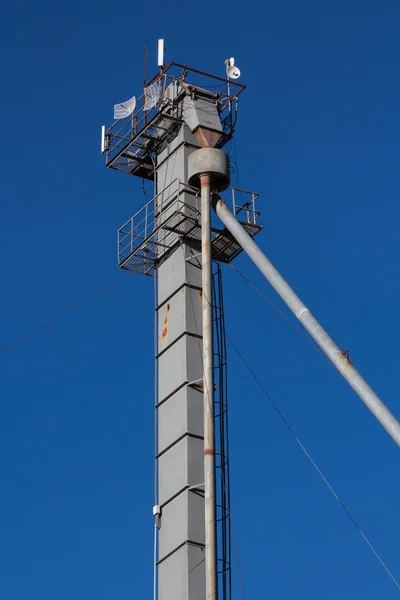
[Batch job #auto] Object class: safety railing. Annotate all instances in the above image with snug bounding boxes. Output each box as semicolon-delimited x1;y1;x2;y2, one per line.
105;63;245;173
117;179;199;269
232;187;259;224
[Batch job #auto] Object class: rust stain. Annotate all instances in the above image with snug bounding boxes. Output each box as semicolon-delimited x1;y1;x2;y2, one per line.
198;289;202;298
193;126;222;149
198;381;218;392
204;448;215;456
161;304;171;343
339;349;352;366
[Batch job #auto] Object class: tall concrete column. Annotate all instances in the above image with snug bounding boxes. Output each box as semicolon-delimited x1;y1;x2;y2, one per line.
156;124;206;600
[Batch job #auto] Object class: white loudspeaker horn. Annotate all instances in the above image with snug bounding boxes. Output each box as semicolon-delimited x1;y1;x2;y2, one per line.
227;65;241;79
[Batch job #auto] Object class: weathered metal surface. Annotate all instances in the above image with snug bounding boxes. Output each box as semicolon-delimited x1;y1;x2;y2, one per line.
188;148;230;192
158;286;203;352
193;127;223;150
200;173;217;600
158;245;202;305
158;544;206;600
158;436;204;505
158;386;204;454
158;490;205;560
161;303;170;345
213;196;400;447
182;94;223;149
158;335;202;401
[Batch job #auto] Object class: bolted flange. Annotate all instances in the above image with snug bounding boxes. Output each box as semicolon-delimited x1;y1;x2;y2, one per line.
188;148;230;192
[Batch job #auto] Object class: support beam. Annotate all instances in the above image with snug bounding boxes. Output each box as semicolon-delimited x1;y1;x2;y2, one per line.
213;196;400;447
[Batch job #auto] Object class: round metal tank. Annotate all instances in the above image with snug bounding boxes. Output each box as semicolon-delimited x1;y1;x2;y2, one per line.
188;148;230;192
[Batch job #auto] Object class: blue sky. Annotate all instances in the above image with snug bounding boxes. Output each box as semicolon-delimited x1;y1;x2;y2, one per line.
1;1;400;598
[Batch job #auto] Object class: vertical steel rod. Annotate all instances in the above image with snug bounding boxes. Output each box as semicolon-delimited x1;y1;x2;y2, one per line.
213;196;400;447
201;173;217;600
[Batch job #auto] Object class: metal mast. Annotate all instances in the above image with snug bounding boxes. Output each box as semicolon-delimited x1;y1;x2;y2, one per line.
102;53;261;600
200;172;217;600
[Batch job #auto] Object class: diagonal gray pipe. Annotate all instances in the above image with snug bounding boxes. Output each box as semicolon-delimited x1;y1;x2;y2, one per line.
213;195;400;447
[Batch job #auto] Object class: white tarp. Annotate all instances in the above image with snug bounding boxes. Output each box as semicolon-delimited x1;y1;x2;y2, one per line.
113;95;136;120
144;83;160;111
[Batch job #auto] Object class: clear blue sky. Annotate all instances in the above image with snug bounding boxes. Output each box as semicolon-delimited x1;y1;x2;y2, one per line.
1;1;400;598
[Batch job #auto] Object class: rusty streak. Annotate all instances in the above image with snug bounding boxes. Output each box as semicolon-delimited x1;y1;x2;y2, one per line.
161;303;170;342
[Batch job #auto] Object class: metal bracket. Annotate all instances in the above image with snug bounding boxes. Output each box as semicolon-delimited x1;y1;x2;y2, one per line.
185;250;202;262
188;483;205;498
188;378;202;387
188;482;204;490
153;504;161;529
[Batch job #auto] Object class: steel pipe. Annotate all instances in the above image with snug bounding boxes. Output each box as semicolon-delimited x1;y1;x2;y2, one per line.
201;174;218;599
213;196;400;447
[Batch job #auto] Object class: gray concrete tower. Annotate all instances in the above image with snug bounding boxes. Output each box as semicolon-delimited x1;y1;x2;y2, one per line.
103;59;261;600
156;124;206;600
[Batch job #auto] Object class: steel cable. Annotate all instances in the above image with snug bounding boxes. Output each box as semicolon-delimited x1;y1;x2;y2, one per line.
226;331;400;591
0;274;131;354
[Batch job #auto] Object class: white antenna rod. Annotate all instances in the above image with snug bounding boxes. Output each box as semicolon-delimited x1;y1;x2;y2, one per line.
158;39;165;68
101;125;106;154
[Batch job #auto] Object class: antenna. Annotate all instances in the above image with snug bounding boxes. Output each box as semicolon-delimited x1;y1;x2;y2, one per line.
113;95;136;120
158;39;165;68
100;125;106;154
144;46;148;87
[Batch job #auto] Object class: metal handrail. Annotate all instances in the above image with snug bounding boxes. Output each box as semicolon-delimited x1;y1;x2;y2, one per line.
117;179;200;267
232;188;259;225
106;64;244;168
